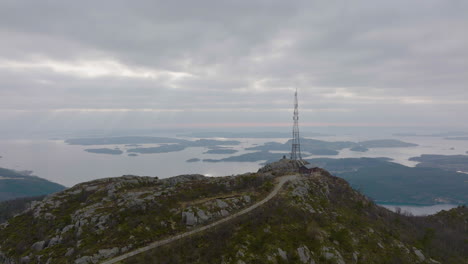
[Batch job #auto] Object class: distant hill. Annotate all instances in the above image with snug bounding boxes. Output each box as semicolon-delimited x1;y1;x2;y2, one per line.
0;167;66;201
393;131;468;137
359;139;418;148
445;137;468;140
336;162;468;205
410;154;468;173
0;161;465;263
65;136;188;145
306;157;468;205
245;138;417;155
195;153;467;205
66;136;241;155
85;148;123;155
176;131;332;138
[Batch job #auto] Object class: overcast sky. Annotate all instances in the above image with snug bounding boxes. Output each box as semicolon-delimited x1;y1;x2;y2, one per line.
1;0;467;135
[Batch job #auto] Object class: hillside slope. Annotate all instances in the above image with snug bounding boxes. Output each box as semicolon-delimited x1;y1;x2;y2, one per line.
0;160;466;264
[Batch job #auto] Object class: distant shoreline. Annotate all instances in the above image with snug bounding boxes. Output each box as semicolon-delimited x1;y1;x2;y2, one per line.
377;203;460;216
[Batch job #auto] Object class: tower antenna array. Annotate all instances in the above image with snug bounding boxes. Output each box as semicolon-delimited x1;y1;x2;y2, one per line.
290;88;302;161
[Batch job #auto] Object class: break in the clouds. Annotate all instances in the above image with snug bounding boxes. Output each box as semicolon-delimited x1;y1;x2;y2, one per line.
0;0;467;133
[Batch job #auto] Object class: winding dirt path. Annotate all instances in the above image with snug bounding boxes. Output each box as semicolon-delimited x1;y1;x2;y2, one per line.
101;174;297;264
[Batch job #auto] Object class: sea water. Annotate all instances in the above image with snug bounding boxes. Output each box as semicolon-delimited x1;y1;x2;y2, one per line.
1;135;468;188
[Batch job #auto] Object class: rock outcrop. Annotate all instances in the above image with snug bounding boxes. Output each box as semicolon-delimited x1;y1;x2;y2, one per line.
0;171;269;263
0;160;466;264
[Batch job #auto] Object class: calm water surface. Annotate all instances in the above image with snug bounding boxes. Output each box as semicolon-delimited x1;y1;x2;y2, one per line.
0;138;275;186
1;136;468;188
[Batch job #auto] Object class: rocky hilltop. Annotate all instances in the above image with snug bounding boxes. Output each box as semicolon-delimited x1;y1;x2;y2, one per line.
0;160;466;264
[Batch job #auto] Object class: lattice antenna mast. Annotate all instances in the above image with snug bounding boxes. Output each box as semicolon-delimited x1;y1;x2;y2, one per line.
290;88;302;160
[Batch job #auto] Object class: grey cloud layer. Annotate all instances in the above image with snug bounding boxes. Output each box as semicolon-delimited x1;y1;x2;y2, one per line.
0;0;467;131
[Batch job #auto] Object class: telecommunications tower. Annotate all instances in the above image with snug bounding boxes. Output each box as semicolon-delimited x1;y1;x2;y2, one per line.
290;88;302;161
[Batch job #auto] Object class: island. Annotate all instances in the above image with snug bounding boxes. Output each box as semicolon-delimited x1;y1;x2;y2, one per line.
176;131;332;138
66;136;188;145
127;144;186;154
126;139;242;154
393;131;468;137
350;146;369;152
186;158;201;162
445;137;468;141
128;153;138;157
187;139;240;147
67;136;242;155
125;144;142;147
203;149;238;154
358;139;418;148
203;151;283;163
245;138;417;156
409;154;468;173
85;148;123;155
245;139;350;155
309;149;340;155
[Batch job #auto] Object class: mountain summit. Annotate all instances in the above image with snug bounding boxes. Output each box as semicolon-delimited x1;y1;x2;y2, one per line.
0;160;466;263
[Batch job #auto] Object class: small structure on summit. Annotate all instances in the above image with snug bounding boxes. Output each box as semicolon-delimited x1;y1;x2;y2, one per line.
262;89;320;175
289;88;320;175
299;164;320;175
290;88;303;163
